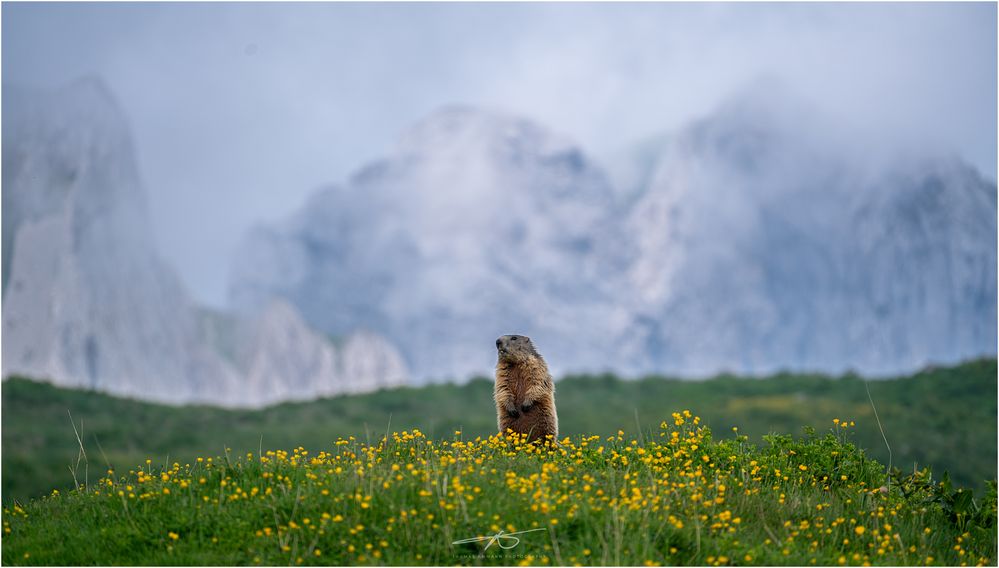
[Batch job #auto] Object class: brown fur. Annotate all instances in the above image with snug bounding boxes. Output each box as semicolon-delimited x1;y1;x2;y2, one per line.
494;334;558;443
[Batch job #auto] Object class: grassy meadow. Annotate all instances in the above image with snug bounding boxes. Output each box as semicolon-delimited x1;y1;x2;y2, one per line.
3;358;995;503
2;411;995;565
1;359;996;565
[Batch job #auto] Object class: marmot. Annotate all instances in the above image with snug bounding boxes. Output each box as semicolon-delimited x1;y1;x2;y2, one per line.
494;334;558;443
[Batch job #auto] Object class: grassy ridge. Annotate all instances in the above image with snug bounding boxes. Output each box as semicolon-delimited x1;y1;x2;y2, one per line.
2;358;996;504
2;413;995;566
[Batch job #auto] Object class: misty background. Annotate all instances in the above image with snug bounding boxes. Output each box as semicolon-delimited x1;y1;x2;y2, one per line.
3;1;997;406
3;2;998;504
4;2;996;308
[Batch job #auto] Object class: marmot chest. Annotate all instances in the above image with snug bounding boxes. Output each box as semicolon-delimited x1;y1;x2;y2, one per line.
503;366;539;404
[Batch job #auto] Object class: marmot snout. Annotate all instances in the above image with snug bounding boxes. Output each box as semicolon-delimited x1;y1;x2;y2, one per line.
494;334;558;443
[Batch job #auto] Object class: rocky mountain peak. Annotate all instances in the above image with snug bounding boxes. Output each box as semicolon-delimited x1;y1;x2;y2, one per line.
2;78;410;407
232;92;996;381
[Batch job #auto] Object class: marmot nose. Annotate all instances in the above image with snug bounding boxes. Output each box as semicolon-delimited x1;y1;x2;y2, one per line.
496;338;503;348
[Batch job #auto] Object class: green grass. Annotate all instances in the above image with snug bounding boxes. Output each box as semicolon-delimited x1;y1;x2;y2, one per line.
2;414;995;566
3;358;996;505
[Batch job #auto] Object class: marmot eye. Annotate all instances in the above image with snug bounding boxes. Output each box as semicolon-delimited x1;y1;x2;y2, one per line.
511;336;519;341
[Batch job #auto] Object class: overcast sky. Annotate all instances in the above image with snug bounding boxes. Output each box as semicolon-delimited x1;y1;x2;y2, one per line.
4;2;996;308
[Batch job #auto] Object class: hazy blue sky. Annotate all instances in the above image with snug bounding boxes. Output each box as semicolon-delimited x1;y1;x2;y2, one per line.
4;2;996;307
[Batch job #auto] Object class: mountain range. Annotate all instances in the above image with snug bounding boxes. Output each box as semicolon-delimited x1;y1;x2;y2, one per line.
231;89;997;381
3;77;995;404
2;78;407;406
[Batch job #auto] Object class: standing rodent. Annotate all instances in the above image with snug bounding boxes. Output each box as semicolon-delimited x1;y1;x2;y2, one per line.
494;334;558;443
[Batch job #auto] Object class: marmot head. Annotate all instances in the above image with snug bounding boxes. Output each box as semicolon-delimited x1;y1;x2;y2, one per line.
496;334;540;364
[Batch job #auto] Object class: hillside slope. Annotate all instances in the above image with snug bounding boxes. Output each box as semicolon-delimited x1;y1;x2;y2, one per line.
3;359;994;503
2;410;995;566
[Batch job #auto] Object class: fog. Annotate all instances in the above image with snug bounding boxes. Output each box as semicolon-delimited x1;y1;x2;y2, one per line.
3;2;995;307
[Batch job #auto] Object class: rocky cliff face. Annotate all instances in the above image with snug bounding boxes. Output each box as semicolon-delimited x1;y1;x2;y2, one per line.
232;94;996;381
2;78;242;404
2;79;408;406
624;90;997;376
227;300;407;405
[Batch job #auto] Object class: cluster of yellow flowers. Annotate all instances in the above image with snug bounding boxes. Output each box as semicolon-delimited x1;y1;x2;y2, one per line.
4;413;993;567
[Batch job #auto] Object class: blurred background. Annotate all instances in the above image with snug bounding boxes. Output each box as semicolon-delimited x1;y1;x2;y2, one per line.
2;2;996;501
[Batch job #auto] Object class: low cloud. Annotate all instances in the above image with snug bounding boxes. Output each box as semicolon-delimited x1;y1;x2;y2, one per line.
3;2;995;306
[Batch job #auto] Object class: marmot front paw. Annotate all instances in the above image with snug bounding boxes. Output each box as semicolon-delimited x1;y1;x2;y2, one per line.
505;402;521;419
